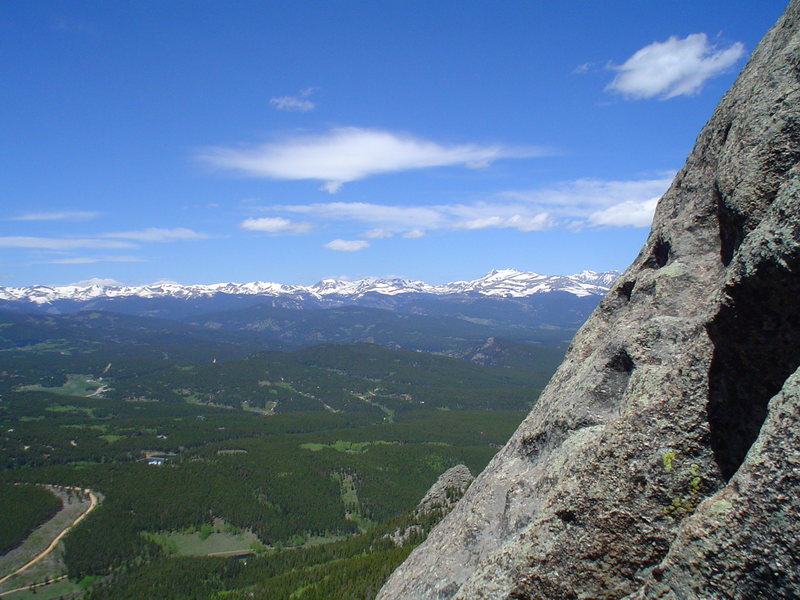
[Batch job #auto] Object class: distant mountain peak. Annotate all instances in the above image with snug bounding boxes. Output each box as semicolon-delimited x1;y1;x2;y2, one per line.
0;269;620;305
68;277;124;287
569;269;620;287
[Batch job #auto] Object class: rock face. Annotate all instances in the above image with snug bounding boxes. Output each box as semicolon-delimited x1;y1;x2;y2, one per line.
414;465;474;518
388;465;474;547
377;3;800;599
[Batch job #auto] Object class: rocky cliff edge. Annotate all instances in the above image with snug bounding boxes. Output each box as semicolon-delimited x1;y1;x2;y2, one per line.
378;1;800;598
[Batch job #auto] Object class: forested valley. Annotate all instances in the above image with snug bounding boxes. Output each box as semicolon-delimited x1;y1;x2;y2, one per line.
0;304;573;599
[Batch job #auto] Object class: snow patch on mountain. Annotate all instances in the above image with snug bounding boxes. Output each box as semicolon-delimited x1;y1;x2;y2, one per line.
0;269;619;305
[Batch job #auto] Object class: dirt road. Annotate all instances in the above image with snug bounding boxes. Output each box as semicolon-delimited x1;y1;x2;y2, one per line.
0;488;98;587
0;574;67;597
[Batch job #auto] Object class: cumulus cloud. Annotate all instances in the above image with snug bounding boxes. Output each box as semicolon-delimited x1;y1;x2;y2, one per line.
240;217;313;234
607;33;745;99
324;239;370;252
0;236;134;250
270;88;316;112
11;210;101;221
402;229;425;239
101;228;208;242
199;127;539;192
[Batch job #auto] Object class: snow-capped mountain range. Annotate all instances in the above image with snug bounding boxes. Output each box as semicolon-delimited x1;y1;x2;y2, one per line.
0;269;619;306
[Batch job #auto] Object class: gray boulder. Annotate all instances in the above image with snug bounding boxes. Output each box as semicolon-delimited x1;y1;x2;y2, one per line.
377;1;800;598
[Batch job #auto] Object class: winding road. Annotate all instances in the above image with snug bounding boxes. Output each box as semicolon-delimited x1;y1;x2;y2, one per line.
0;488;98;589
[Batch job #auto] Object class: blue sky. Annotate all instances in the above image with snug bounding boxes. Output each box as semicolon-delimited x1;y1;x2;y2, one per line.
0;1;788;287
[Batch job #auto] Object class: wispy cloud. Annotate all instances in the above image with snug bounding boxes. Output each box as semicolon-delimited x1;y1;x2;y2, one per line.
0;237;134;250
324;239;370;252
502;175;672;228
199;127;540;192
11;210;101;222
259;174;672;237
270;87;317;112
271;201;552;236
361;228;394;239
40;255;146;265
100;227;208;242
240;217;313;234
454;213;553;231
606;33;745;100
573;62;593;74
0;227;210;269
501;176;672;210
69;278;124;286
279;202;448;230
587;198;660;227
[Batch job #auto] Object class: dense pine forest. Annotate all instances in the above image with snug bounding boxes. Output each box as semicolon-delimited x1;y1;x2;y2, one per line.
0;483;62;554
0;304;569;599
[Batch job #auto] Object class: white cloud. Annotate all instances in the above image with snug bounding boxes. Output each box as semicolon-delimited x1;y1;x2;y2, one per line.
501;175;673;213
270;97;315;112
588;197;660;227
607;33;745;100
454;213;553;232
263;174;673;235
320;181;343;194
101;228;208;242
42;255;146;265
70;278;124;286
240;217;313;234
0;228;209;258
270;88;316;112
362;228;394;239
279;201;448;230
0;236;134;250
275;201;554;234
11;210;100;221
200;127;539;192
324;239;370;252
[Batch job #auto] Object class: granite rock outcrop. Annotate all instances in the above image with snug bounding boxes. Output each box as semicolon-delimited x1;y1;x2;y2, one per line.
378;2;800;598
